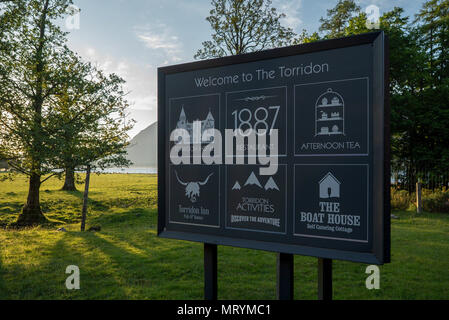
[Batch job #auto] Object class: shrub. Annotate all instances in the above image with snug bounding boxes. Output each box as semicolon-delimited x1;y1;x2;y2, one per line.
391;187;449;213
391;188;412;211
422;189;449;213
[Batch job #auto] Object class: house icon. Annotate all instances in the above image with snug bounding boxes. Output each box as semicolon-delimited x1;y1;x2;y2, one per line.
319;172;340;198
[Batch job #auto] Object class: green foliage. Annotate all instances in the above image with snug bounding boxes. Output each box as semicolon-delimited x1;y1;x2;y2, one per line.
391;188;413;211
319;0;361;38
0;0;75;178
391;187;449;213
293;29;321;44
48;58;134;174
195;0;296;59
422;189;449;213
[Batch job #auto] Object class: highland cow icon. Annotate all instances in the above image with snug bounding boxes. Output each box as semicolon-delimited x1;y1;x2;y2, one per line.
175;171;214;203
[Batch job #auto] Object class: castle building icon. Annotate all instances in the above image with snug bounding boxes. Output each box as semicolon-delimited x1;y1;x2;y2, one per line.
319;172;340;198
176;106;215;143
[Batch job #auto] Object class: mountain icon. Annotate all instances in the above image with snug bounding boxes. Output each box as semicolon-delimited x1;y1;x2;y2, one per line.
264;177;279;191
232;181;241;190
244;171;262;188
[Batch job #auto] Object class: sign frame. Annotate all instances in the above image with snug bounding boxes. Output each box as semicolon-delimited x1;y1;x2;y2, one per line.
157;31;390;265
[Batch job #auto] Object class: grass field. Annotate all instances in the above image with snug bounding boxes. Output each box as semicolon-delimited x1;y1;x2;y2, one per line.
1;173;448;299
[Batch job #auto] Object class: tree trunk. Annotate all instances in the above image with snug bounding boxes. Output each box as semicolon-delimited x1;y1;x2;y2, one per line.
80;165;91;231
62;166;77;191
16;173;47;226
15;0;50;227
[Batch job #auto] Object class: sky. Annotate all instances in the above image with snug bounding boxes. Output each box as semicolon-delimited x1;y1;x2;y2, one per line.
66;0;423;138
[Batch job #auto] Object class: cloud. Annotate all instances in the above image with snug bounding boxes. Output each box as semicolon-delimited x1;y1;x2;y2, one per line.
134;24;183;63
273;0;303;31
137;34;179;50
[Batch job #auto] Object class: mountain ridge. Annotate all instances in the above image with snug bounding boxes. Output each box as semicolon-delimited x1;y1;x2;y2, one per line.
126;122;157;167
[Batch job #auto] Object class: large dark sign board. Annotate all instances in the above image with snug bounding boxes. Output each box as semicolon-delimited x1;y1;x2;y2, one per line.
158;31;390;264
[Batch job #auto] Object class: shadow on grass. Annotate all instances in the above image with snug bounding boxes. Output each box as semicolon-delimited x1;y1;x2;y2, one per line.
47;235;130;299
0;201;22;227
67;227;203;299
0;236;94;299
0;202;23;214
59;190;109;212
87;207;153;227
61;187;157;211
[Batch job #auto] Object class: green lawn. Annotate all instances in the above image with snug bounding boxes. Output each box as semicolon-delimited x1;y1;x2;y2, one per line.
0;173;448;299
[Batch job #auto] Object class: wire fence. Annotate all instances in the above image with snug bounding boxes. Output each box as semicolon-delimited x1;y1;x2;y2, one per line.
391;161;449;192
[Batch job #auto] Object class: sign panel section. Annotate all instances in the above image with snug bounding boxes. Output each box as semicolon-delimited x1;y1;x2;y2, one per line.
294;78;369;156
169;164;220;227
293;164;368;242
226;164;287;234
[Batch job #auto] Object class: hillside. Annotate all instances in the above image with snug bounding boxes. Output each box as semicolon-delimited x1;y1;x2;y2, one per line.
126;122;157;167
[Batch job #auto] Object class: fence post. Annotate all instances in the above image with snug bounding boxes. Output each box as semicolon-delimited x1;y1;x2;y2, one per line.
416;181;422;213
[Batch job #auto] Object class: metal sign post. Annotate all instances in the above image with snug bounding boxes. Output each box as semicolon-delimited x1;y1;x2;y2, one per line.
204;243;217;300
276;253;294;300
318;258;333;300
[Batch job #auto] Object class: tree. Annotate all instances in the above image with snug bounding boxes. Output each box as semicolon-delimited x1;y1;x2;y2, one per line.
194;0;296;59
318;0;361;38
416;0;449;84
0;0;134;226
43;53;133;228
0;0;25;35
0;0;132;226
49;56;133;192
0;0;80;225
293;29;321;45
411;0;449;184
